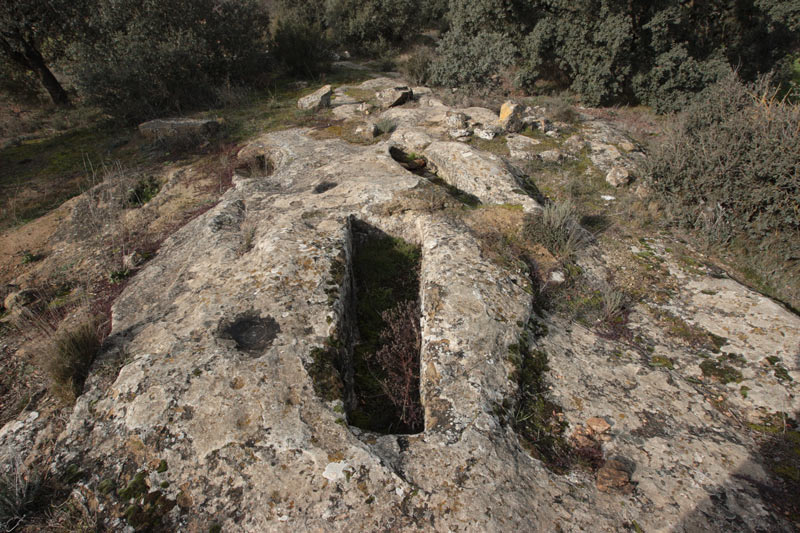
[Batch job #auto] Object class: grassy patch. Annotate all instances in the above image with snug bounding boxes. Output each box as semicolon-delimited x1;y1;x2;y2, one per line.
0;126;135;228
467;135;510;156
45;319;102;404
343;88;377;103
306;340;345;403
649;355;674;369
765;356;793;382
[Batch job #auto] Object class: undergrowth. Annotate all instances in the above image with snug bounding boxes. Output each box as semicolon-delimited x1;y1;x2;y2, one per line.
45;320;102;404
646;73;800;309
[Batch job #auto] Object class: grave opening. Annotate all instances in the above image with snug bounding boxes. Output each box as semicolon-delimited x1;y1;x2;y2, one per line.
347;219;423;434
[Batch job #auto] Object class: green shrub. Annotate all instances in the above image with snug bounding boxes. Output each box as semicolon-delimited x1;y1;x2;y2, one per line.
125;176;161;208
270;16;332;77
432;0;799;111
429;30;516;88
646;73;800;306
45;320;102;403
323;0;418;52
72;0;270;122
428;0;522;88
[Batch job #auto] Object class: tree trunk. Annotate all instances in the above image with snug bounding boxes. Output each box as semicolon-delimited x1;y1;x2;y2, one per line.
23;42;71;107
31;57;71;107
0;33;71;107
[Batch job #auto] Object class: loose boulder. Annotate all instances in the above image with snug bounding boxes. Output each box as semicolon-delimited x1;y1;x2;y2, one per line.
498;101;524;133
297;85;333;111
606;166;632;187
138;118;222;141
376;86;413;109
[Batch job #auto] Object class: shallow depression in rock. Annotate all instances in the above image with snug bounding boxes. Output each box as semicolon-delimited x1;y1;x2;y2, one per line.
218;312;280;354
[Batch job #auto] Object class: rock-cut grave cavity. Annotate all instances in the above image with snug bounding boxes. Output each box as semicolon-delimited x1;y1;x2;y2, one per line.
388;146;481;208
347;219;424;435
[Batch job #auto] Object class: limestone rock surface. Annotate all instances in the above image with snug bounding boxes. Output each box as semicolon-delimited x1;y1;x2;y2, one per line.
2;76;798;533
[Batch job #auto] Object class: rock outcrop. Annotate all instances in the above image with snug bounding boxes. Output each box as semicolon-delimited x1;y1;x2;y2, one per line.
2;77;798;532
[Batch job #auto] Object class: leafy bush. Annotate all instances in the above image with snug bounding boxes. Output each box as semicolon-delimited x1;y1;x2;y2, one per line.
432;0;799;111
429;30;516;88
270;16;332;77
72;0;269;122
323;0;418;52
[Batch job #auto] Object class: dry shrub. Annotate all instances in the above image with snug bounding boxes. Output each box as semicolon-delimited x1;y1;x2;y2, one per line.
372;300;422;430
44;319;102;404
400;45;435;86
0;459;44;531
523;200;588;258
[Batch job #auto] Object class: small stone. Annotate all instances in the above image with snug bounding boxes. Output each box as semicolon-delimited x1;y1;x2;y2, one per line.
596;460;631;492
545;130;559;138
523;116;551;132
619;141;636;152
123;251;146;270
563;134;587;154
587;417;611;434
297;85;333;110
355;122;380;139
539;150;563;163
3;289;37;311
376;86;413;109
498;101;524;133
445;111;469;129
548;270;566;285
606;166;631;187
634;184;650;199
474;124;501;140
448;128;473;140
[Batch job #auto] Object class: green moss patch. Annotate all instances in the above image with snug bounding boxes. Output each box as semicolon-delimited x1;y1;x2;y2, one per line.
649;355;674;369
699;359;743;384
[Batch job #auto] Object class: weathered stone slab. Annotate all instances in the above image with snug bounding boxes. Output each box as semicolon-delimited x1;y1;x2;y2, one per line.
138;118;222;140
297;84;333;110
423;141;540;212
